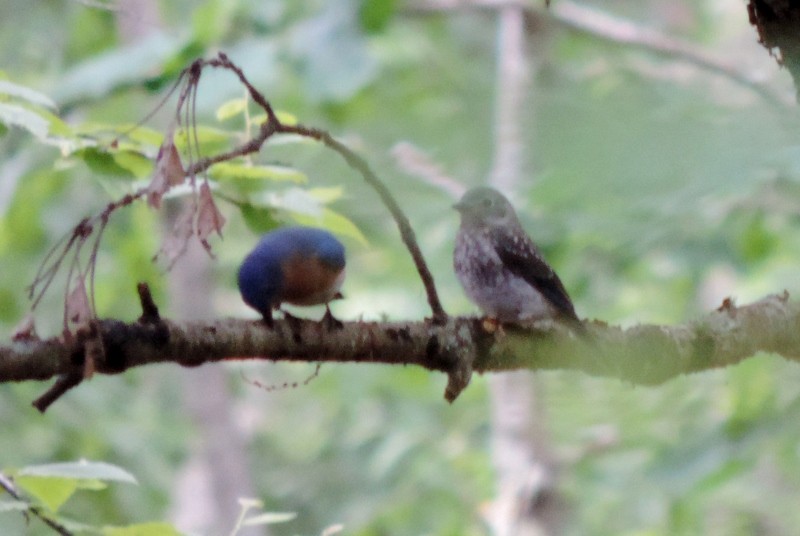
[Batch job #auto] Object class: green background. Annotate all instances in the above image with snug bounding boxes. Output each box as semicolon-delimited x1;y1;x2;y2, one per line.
1;0;799;534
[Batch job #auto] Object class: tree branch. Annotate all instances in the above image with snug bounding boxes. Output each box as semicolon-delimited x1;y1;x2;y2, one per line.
200;53;448;324
30;53;448;331
548;1;792;109
4;290;800;410
404;0;793;109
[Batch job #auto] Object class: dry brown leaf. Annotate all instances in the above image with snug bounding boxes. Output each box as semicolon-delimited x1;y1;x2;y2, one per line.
196;181;226;247
66;278;92;325
147;128;185;209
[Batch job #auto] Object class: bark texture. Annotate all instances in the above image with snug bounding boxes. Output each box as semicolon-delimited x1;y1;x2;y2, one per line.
5;292;800;410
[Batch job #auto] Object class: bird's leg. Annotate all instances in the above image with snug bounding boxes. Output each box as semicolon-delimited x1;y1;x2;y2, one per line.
321;304;344;332
261;308;274;329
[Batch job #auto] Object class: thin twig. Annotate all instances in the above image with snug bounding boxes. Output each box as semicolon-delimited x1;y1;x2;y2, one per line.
87;213;110;314
291;123;449;324
548;1;792;109
29;53;449;332
201;53;448;324
136;282;161;322
403;0;792;109
391;142;466;199
29;191;146;316
32;371;83;413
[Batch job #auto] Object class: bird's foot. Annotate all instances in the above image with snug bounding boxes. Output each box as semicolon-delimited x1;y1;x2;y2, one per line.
567;318;592;340
481;316;504;336
281;309;303;327
321;305;344;331
279;309;304;343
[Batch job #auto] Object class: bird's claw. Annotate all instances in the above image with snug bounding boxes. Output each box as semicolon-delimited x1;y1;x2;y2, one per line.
281;309;303;328
481;317;503;335
321;305;344;331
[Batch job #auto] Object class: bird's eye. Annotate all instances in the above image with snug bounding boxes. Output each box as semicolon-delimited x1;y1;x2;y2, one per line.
481;198;493;208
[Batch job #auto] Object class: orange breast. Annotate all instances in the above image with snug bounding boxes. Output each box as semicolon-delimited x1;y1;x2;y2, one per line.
280;253;344;306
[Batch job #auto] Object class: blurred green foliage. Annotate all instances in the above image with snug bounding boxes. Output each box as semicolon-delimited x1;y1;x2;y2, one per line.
1;0;800;534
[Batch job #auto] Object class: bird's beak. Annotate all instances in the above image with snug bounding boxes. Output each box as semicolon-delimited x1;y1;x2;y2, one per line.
453;200;466;212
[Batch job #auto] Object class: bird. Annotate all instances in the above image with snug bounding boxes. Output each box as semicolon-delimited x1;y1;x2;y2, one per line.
453;186;585;333
238;226;346;328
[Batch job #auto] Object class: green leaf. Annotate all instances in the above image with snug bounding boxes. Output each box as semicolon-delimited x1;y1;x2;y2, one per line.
75;122;164;149
738;213;776;263
114;150;154;178
209;162;308;184
251;110;299;127
0;80;57;109
307;186;344;204
67;5;116;61
34;107;72;138
275;110;298;126
15;476;77;513
274;187;323;215
126;126;165;148
74;147;137;178
19;460;138;484
290;207;367;245
242;512;297;526
102;522;182;536
191;0;233;44
240;204;281;234
0;100;71;144
54;33;182;103
173;126;233;154
153;41;206;88
359;0;396;33
0;102;49;140
216;98;247;121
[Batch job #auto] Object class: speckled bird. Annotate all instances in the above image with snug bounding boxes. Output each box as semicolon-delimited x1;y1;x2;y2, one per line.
453;186;584;332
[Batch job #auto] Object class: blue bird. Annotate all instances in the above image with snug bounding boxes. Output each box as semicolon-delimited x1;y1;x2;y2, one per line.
238;226;346;327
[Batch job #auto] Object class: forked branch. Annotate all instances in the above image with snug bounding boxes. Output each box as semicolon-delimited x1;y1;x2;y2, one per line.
27;53;447;338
